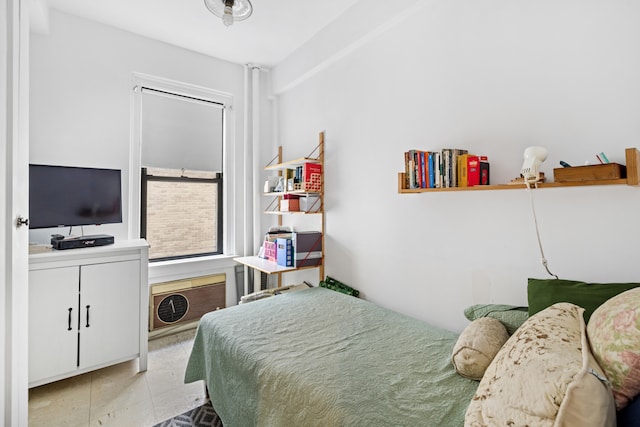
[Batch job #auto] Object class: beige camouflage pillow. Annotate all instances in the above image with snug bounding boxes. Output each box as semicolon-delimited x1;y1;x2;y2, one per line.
452;317;509;380
465;303;615;427
588;287;640;410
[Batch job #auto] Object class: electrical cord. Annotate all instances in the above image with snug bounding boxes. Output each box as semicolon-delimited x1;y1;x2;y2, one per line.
525;180;559;279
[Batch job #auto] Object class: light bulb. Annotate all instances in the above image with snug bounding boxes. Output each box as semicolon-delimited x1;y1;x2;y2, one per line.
223;5;234;26
204;0;252;26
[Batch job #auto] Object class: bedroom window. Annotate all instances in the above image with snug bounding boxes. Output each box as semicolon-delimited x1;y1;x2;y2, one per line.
141;168;223;260
138;86;224;261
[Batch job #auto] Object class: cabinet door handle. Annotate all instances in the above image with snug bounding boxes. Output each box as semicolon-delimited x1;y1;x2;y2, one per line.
67;307;73;331
85;305;90;328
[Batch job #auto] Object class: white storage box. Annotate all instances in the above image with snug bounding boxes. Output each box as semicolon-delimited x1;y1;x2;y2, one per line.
299;196;321;212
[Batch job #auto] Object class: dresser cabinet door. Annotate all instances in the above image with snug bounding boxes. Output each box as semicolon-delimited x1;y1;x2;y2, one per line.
78;260;141;369
28;267;80;384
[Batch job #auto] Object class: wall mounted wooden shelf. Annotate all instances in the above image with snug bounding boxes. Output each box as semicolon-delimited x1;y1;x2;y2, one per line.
264;211;323;215
235;132;326;292
398;147;640;193
265;157;322;171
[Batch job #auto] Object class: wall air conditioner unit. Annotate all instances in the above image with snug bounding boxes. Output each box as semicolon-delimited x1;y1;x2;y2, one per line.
149;274;225;336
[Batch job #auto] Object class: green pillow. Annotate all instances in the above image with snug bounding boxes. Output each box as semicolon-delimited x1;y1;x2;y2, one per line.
464;304;529;335
527;278;640;323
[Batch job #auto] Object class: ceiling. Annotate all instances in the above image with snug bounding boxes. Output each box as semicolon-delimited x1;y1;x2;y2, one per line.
43;0;361;68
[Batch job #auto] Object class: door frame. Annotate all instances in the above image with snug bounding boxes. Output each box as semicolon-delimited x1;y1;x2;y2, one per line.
2;0;30;425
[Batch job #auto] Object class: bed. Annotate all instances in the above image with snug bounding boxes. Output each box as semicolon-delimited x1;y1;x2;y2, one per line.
185;281;640;427
184;286;478;426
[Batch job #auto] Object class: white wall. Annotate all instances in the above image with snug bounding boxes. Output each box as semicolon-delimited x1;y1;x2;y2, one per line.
29;10;251;306
29;10;245;246
272;0;640;332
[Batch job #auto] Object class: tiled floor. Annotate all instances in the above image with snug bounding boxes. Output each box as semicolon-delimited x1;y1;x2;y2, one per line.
28;328;207;427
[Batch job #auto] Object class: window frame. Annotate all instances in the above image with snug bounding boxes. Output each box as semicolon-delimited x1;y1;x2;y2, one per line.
140;168;224;262
129;73;236;264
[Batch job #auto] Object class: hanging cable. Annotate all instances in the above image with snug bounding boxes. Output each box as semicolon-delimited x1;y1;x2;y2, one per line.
525;182;558;279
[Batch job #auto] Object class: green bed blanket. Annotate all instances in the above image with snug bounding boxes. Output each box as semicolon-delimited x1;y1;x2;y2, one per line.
185;287;477;426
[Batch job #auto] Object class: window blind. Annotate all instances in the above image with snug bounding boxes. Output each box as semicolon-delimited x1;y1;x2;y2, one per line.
140;87;223;172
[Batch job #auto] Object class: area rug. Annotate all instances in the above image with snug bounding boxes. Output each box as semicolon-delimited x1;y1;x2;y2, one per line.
154;401;223;427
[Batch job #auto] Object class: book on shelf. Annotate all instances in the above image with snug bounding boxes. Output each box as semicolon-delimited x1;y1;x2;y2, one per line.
259;226;293;262
420;151;428;188
404;150;417;189
428;152;436;188
411;150;418;189
479;156;490;185
257;230;323;269
414;151;420;188
302;163;322;192
403;148;490;189
413;150;421;188
262;241;277;262
452;149;468;188
403;149;437;189
441;148;451;188
294;166;303;184
265;231;292;243
458;154;491;187
415;150;428;189
276;238;294;267
435;151;442;188
467;155;480;186
457;153;469;188
404;151;411;189
441;148;468;188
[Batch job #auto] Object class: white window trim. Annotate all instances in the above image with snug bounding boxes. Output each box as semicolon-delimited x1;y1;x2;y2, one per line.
129;73;236;265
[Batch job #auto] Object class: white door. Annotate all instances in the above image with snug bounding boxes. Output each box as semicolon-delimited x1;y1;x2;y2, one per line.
79;260;141;369
2;0;29;425
28;268;80;385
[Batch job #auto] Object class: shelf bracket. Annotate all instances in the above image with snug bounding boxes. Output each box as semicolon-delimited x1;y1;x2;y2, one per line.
265;196;280;213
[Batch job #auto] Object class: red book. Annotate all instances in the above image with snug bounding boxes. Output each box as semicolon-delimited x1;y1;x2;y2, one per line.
479;156;490;185
303;163;322;192
467;155;480;187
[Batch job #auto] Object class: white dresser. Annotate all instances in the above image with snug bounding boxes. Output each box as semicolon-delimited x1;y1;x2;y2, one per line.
28;239;149;387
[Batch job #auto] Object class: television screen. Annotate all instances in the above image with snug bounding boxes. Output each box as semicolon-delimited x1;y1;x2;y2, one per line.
29;164;123;229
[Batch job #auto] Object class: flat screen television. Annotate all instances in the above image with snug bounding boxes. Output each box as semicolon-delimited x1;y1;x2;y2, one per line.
29;164;123;229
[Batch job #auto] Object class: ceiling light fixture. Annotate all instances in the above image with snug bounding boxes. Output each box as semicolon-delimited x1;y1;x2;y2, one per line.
204;0;253;27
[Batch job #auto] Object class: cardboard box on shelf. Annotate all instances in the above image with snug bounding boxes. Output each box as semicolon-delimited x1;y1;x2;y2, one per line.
280;199;299;212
